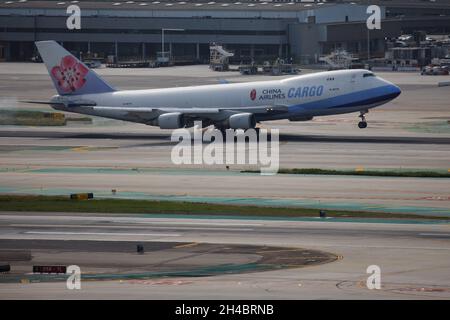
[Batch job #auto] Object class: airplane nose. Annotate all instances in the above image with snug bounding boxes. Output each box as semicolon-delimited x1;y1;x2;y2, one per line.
378;76;401;99
390;84;401;98
392;84;401;95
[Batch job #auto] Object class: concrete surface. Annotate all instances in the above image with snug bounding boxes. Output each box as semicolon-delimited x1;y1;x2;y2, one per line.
0;63;449;214
0;63;449;299
0;212;449;299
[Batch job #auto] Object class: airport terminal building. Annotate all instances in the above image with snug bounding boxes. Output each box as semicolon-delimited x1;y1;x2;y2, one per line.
1;0;450;63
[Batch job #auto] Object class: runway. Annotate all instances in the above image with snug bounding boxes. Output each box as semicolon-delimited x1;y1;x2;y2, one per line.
0;124;449;215
1;129;450;144
0;212;449;299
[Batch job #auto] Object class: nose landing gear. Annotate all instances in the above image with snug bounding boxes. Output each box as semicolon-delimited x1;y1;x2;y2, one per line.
358;111;368;129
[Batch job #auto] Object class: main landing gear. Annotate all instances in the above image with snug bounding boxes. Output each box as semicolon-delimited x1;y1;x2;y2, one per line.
358;111;368;129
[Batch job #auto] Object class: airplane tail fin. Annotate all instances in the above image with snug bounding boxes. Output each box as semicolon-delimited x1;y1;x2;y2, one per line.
35;40;116;96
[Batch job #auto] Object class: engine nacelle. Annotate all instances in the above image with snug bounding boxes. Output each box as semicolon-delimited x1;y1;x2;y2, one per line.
228;113;256;129
157;112;185;129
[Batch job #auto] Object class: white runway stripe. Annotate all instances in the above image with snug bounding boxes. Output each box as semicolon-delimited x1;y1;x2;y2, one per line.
0;215;263;227
10;224;253;231
419;233;450;237
25;231;181;237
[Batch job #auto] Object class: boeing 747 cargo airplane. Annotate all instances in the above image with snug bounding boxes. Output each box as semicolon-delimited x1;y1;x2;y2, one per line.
30;40;401;131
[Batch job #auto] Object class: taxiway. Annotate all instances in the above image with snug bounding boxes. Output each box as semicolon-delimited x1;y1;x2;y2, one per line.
0;212;449;299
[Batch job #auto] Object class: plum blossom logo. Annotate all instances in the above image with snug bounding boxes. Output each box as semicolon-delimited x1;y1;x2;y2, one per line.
250;89;256;101
51;55;88;93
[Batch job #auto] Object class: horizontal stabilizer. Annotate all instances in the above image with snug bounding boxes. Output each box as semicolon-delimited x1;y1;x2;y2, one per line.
20;100;64;106
20;100;97;107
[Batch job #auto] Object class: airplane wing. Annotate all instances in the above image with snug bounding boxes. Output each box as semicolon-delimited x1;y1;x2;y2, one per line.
89;105;288;116
21;100;288;116
21;100;289;124
87;105;289;124
90;106;220;115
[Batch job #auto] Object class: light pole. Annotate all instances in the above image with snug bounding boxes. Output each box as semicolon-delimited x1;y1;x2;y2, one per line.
367;0;370;63
161;28;185;62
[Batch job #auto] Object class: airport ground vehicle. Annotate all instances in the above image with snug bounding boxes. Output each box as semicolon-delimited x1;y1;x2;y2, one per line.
421;65;449;75
83;59;102;69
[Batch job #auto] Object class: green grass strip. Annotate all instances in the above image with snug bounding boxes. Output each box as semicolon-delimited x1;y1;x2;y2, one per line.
0;110;91;126
0;195;447;221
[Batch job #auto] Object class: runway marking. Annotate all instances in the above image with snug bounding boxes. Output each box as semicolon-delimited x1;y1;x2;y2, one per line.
0;216;263;227
110;220;263;227
301;243;450;250
174;242;199;249
71;146;89;152
9;224;253;232
256;248;302;254
419;233;450;238
24;231;181;237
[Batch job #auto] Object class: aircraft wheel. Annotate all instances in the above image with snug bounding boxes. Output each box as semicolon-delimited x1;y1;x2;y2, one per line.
358;121;367;129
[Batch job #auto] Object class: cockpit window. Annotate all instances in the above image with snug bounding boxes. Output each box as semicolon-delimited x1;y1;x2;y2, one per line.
363;73;375;77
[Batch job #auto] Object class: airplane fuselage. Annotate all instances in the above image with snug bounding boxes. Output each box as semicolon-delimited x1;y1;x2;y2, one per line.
51;69;401;126
34;41;401;130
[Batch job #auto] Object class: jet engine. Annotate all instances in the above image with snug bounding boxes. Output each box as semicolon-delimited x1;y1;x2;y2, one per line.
157;112;185;129
228;113;256;129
